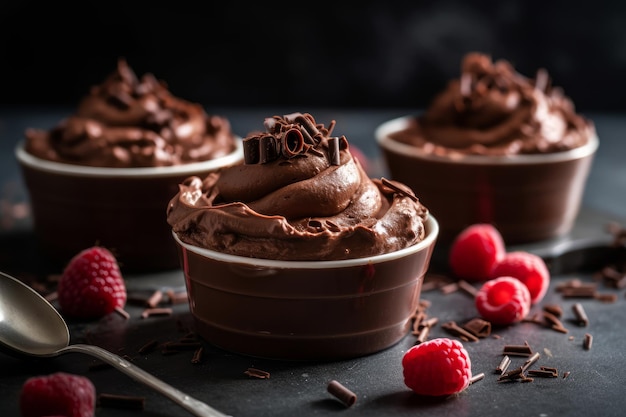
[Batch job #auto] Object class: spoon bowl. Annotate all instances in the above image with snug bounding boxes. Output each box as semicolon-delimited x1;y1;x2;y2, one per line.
0;271;230;417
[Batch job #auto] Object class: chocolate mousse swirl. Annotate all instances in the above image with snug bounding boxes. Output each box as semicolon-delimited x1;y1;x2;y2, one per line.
168;112;429;261
394;53;595;156
24;58;237;167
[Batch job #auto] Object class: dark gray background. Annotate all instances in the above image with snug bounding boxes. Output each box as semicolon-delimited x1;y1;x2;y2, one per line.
1;0;625;112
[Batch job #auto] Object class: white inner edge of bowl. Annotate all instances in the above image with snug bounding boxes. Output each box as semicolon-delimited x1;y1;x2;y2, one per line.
375;116;599;165
173;216;439;269
15;138;243;178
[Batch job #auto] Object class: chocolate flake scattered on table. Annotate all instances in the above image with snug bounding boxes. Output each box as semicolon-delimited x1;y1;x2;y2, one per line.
141;307;173;319
462;317;492;338
571;302;589;326
502;341;533;357
469;373;485;385
442;321;479;342
327;380;357;407
191;346;204;364
244;367;271;379
583;333;593;350
138;339;159;354
496;355;511;375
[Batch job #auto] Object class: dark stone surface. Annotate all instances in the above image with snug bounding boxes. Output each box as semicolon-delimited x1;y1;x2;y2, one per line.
1;108;626;416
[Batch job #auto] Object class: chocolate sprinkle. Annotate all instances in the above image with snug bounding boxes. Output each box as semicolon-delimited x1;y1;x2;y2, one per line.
583;333;593;350
244;367;271;379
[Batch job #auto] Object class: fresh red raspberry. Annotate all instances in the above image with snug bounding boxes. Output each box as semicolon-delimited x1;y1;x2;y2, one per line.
57;246;127;319
402;338;472;397
449;223;506;281
490;251;550;305
475;276;531;325
20;372;96;417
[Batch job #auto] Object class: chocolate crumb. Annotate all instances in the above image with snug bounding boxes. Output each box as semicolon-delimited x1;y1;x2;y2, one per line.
563;371;571;378
327;380;357;407
98;393;145;410
245;367;271;379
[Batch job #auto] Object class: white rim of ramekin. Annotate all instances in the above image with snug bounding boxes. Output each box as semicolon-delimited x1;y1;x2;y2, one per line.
15;138;244;178
375;116;599;165
173;215;439;269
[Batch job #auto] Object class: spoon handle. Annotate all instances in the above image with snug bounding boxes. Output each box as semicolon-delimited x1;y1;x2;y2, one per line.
60;344;232;417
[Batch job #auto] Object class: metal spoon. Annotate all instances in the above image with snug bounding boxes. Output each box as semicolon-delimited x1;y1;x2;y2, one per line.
0;271;231;417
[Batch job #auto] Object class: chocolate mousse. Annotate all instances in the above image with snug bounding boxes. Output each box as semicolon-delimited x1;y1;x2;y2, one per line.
24;58;236;168
168;112;429;261
389;52;596;156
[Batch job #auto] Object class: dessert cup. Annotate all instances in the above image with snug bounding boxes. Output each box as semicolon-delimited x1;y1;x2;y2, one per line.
376;116;598;246
16;140;243;272
173;215;438;360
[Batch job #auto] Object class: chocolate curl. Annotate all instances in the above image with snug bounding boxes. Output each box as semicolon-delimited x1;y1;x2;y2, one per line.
328;137;340;166
294;113;320;140
243;136;260;164
282;128;305;157
259;135;279;163
381;178;418;202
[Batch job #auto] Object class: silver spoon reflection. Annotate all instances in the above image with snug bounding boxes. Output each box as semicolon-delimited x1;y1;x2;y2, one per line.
0;271;230;417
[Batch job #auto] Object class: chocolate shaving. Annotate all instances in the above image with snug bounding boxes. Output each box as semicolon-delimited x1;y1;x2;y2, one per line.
502;341;533;357
244;367;270;379
462;318;492;338
114;306;130;320
439;282;459;295
98;393;145;410
141;307;173;319
138;339;159;354
583;333;593;350
469;372;485;385
528;369;558;378
543;303;563;317
380;178;418;202
572;302;589;326
327;380;357;407
496;355;511;374
328;137;341;165
457;280;478;298
521;352;541;372
442;321;479;342
146;290;163;308
191;347;203;364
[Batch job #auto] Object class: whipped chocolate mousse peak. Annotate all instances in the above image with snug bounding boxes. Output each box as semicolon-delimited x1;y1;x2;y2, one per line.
168;112;429;261
393;52;595;156
24;58;237;167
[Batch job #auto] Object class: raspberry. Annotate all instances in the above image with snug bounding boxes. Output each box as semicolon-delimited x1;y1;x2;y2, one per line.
57;246;127;319
20;372;96;417
475;276;531;325
449;223;506;281
402;338;472;397
490;251;550;305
